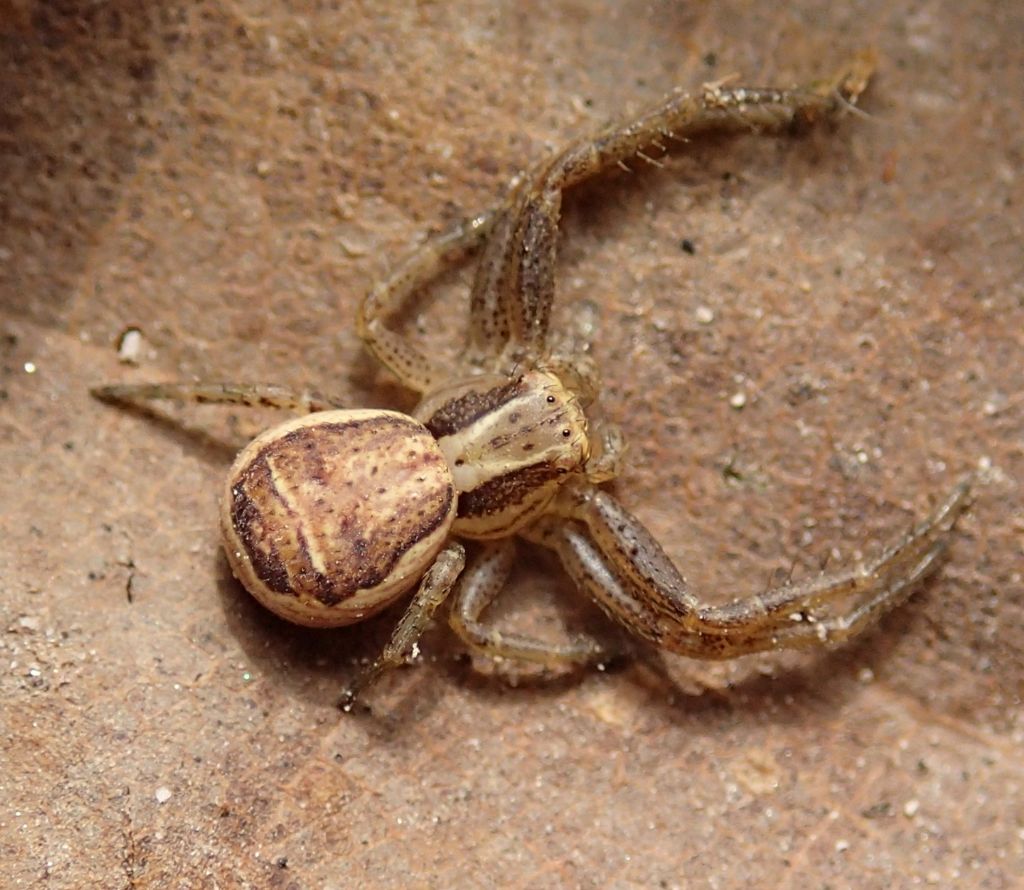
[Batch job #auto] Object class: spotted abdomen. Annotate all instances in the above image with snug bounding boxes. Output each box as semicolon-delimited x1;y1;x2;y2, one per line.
221;409;456;627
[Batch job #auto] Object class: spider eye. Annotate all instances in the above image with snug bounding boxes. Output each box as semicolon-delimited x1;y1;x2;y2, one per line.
561;429;571;438
546;395;557;404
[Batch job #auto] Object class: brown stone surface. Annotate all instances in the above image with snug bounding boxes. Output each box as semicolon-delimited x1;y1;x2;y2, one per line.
1;2;1021;887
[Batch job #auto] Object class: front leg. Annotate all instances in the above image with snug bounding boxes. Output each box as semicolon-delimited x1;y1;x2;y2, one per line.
530;478;971;659
357;212;495;392
91;381;344;413
463;52;876;367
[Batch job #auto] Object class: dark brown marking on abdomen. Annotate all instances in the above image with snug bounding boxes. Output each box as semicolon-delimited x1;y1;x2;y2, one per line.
229;414;454;606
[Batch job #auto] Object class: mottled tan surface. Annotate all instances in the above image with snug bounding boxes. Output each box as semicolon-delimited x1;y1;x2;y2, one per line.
1;2;1021;888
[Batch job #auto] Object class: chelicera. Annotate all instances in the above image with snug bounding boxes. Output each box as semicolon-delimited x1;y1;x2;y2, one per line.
94;54;972;708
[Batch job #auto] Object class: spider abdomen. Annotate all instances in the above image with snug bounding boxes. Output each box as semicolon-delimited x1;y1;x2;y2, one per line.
221;409;456;627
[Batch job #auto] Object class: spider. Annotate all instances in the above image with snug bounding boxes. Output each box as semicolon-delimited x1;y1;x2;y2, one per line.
94;52;972;709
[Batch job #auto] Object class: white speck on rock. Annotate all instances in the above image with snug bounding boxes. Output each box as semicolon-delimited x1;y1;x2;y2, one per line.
117;328;143;364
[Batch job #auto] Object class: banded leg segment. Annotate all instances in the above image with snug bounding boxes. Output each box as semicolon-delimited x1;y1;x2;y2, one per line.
529;476;972;659
448;540;612;670
548;523;951;659
340;542;466;709
357;211;496;391
465;52;876;365
463;199;523;368
91;382;345;413
756;540;949;652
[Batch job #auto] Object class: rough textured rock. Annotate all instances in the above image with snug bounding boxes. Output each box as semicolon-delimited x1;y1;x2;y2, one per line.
1;1;1021;887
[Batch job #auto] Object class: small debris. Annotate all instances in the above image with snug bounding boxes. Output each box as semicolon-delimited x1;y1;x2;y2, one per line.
680;238;696;255
154;786;172;804
903;799;920;818
731;749;781;795
117;328;143;365
982;393;1006;416
729;391;747;409
23;361;36;374
695;305;714;324
861;801;891;819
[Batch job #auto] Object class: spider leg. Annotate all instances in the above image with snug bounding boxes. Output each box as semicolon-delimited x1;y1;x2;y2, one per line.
690;477;972;633
357;211;496;392
462;197;524;368
583;420;628;484
448;539;613;671
340;541;466;709
530;476;971;658
544;519;951;660
463;52;876;368
737;539;950;654
91;381;344;413
528;517;718;659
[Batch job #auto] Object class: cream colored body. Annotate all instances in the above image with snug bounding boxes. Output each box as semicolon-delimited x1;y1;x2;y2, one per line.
221;409;455;627
221;368;592;626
